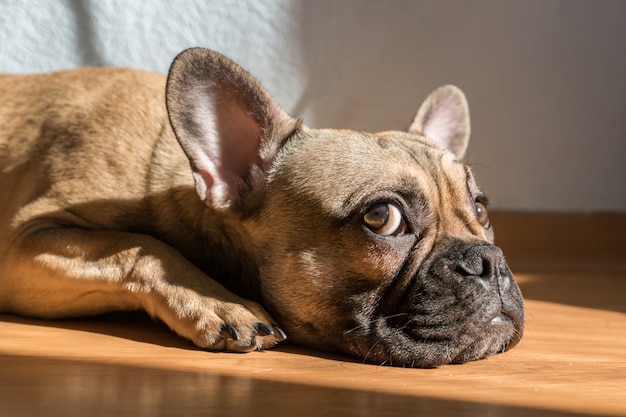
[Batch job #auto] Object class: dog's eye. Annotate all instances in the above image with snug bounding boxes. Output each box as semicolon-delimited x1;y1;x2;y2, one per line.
475;201;490;229
363;203;407;236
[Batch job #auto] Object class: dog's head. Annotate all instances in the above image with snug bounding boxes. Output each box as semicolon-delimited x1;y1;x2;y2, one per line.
167;48;524;367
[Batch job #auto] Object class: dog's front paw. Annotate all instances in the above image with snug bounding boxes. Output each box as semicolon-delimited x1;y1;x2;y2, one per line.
154;289;286;352
206;299;287;352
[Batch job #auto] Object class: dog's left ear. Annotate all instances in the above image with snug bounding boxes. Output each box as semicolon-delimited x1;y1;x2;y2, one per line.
166;47;294;209
408;85;471;159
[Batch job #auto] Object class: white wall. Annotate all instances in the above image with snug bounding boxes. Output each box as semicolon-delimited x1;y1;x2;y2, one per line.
1;0;624;212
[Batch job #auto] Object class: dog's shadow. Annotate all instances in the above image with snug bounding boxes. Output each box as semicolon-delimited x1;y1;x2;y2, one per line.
0;311;356;363
1;311;195;349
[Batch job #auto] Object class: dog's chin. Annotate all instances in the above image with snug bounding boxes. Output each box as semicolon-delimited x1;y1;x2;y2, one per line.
449;313;522;364
345;311;522;368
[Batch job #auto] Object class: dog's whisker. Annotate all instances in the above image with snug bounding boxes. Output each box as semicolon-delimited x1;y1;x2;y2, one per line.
362;336;386;365
343;313;408;335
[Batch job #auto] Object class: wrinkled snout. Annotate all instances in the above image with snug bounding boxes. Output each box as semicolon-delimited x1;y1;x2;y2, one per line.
425;240;525;355
365;239;525;367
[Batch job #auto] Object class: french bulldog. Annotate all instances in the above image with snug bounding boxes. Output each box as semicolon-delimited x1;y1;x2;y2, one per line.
0;48;524;367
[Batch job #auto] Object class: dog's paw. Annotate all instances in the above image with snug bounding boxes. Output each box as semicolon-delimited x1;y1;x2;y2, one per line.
205;299;287;352
156;290;286;352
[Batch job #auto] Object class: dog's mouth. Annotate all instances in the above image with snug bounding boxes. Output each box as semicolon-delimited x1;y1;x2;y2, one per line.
347;306;523;368
450;310;523;364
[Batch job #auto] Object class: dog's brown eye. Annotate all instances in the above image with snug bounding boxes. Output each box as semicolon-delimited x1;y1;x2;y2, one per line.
475;201;490;228
363;203;407;236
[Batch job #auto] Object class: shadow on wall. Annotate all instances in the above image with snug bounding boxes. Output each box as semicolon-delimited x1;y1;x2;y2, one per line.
292;1;626;211
293;2;441;132
292;1;506;132
69;0;106;67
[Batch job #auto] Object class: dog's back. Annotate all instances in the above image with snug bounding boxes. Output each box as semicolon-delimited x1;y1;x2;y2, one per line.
0;68;181;238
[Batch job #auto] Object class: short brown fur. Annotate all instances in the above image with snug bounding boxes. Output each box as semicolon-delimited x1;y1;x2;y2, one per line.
0;48;523;367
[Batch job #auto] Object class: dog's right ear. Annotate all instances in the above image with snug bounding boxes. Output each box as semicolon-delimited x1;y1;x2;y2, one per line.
408;85;471;160
166;48;295;210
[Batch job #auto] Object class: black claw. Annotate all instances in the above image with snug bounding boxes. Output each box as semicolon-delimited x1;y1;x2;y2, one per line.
254;322;274;337
220;323;240;341
273;325;287;341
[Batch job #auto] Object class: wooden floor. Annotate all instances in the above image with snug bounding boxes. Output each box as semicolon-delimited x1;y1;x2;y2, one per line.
1;212;625;417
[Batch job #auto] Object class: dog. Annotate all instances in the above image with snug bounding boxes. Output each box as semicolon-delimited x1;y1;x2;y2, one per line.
0;48;524;367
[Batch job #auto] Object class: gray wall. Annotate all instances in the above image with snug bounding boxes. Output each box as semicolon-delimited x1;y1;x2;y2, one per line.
1;0;624;211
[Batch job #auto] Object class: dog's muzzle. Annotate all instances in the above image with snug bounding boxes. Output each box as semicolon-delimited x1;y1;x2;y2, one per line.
451;242;524;350
349;239;524;367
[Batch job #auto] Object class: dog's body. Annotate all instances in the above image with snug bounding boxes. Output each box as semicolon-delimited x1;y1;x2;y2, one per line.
0;48;523;367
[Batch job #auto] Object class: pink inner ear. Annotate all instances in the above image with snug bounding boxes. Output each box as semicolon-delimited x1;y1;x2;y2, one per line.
422;99;459;150
216;104;263;180
195;101;263;206
411;85;471;159
166;49;294;208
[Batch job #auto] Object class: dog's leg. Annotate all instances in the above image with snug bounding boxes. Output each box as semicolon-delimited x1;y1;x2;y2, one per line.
0;226;283;351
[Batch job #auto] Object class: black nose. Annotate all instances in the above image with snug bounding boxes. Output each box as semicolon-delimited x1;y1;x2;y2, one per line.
457;244;510;291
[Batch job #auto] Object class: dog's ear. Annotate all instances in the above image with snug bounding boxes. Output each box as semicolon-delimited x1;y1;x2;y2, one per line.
408;85;471;159
166;48;294;209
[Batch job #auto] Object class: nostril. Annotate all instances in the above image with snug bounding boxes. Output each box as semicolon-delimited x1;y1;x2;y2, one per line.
480;256;500;280
456;250;484;277
456;244;505;284
480;258;492;279
456;251;498;279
